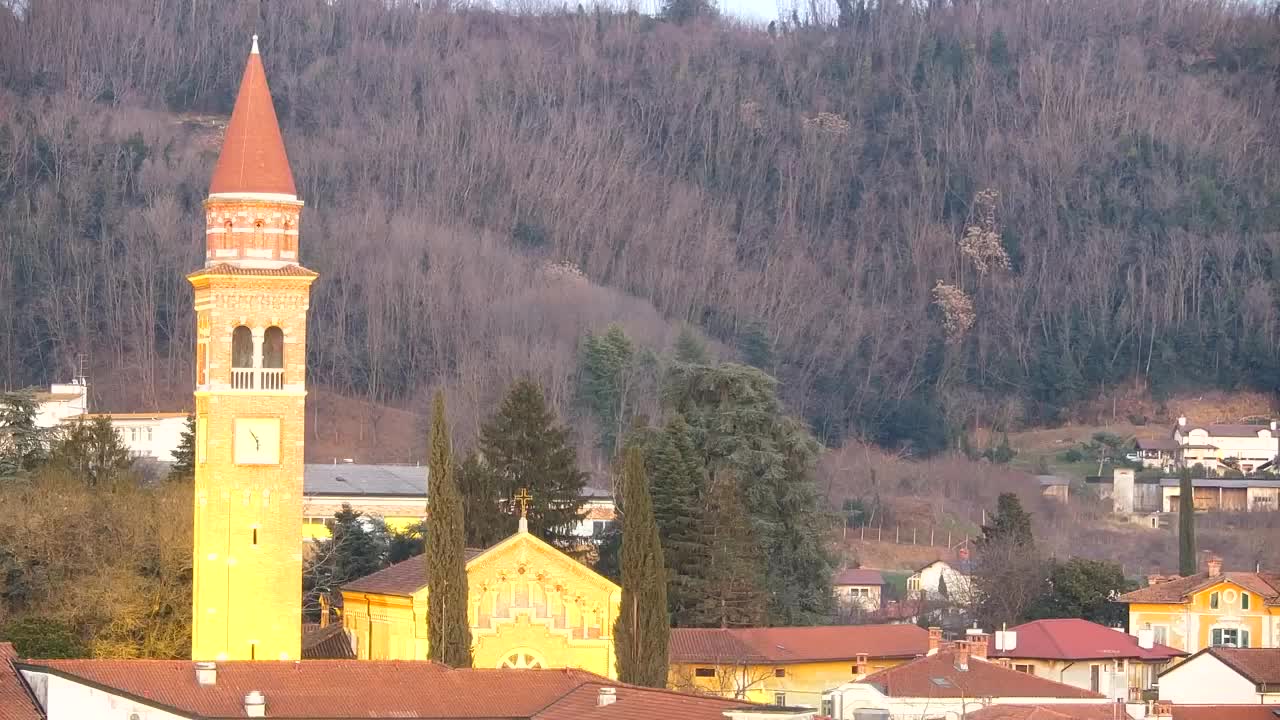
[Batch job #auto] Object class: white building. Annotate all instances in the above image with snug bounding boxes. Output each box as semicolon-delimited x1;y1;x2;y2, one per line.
1157;647;1280;705
1171;417;1279;474
31;380;190;463
907;559;974;604
32;381;89;429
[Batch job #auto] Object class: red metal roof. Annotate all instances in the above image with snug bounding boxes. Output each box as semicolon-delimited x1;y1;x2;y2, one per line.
669;624;927;665
987;619;1184;662
16;659;752;719
0;644;40;720
833;568;886;586
208;39;297;196
859;650;1105;699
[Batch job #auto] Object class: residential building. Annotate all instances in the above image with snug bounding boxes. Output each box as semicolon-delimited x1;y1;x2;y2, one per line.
967;704;1135;720
822;643;1110;719
832;568;886;611
340;515;621;677
668;624;930;707
1170;417;1279;473
32;381;88;429
986;619;1184;701
1135;437;1181;471
1117;557;1280;653
907;559;975;604
10;650;797;720
1156;647;1280;705
80;412;189;462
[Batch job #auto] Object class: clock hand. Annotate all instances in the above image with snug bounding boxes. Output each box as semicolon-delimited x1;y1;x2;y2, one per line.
250;430;260;450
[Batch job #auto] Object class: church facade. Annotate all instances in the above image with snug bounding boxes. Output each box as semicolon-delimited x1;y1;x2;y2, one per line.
341;524;621;678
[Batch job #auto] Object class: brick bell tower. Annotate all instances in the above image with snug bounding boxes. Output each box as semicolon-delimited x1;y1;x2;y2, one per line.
189;35;316;662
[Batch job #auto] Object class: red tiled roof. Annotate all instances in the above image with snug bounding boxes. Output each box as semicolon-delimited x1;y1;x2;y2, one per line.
188;263;318;279
859;650;1105;699
833;568;886;586
967;704;1132;720
1203;647;1280;685
1116;571;1280;605
670;624;927;665
300;624;354;660
17;660;752;720
209;40;296;196
0;644;41;720
988;619;1184;662
341;549;485;596
1172;706;1280;720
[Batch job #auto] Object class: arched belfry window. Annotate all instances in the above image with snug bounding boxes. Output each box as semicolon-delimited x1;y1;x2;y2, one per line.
263;327;284;369
223;220;234;250
231;326;254;390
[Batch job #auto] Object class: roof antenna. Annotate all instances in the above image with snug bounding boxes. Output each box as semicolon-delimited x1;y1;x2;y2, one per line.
251;34;260;55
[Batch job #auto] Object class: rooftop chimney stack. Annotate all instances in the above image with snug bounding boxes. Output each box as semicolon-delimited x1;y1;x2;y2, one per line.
955;642;970;672
928;627;943;656
195;661;216;687
854;653;869;679
597;687;617;707
1207;556;1222;578
244;691;266;718
969;633;988;659
1137;628;1154;650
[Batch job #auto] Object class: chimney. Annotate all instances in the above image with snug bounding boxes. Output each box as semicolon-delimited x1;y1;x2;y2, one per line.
1207;556;1222;578
968;633;988;659
955;642;970;672
244;691;266;718
195;661;216;687
597;687;617;707
1137;628;1154;650
1153;701;1173;718
854;653;869;679
928;627;942;656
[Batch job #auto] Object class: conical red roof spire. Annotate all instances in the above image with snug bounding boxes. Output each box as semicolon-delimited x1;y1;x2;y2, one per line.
209;35;297;197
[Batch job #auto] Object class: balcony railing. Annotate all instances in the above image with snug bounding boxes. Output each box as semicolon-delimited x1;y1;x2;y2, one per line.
260;368;284;390
231;368;256;390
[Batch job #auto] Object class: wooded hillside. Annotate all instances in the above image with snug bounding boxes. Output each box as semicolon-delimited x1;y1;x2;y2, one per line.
2;0;1279;458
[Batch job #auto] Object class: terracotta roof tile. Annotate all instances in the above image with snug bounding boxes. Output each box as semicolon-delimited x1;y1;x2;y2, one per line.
188;263;318;279
209;41;296;196
341;549;485;596
967;704;1132;720
833;568;886;586
300;624;354;660
859;650;1105;699
988;619;1184;662
670;624;927;665
535;682;758;720
1205;647;1280;685
0;644;40;720
1172;706;1280;720
1117;572;1280;605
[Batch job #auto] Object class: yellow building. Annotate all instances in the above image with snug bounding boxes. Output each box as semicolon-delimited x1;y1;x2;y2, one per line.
667;624;930;707
189;36;316;662
340;517;621;677
302;463;431;541
1118;557;1280;653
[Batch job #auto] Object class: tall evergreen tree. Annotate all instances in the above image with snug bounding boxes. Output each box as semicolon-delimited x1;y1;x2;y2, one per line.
672;326;710;364
46;416;132;487
168;414;195;482
980;492;1035;546
0;389;45;479
577;325;636;454
614;445;669;686
647;414;706;626
663;362;834;625
694;469;766;628
478;380;587;551
426;392;471;667
1178;467;1197;576
458;450;506;549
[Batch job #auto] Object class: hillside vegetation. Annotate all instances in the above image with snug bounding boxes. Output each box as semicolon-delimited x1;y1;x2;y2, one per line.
2;0;1280;460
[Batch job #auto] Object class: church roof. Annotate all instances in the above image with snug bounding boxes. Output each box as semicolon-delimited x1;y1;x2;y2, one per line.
208;36;297;197
341;550;485;596
670;624;927;665
15;660;754;719
300;624;355;660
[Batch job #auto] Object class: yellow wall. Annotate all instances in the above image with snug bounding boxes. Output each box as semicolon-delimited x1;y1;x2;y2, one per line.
302;515;420;541
1128;581;1279;653
669;657;909;705
342;528;620;678
189;230;316;662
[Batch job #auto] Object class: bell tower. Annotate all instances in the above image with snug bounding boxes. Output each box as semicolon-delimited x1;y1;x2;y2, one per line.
189;35;316;662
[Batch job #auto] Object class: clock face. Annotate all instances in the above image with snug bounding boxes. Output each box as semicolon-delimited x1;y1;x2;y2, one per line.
234;418;281;465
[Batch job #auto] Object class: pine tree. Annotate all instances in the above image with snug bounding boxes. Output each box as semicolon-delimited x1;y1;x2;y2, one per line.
647;415;706;626
426;391;471;667
672;326;710;364
0;389;45;479
577;325;636;453
1178;467;1196;576
694;469;766;628
168;415;195;482
614;445;669;686
980;492;1034;546
478;380;587;551
47;416;132;487
458;450;506;549
329;504;388;583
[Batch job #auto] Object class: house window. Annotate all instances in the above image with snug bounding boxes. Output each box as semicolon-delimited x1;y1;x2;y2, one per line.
1090;664;1101;692
1242;593;1251;610
694;668;716;678
774;668;786;678
1014;664;1035;675
1152;626;1168;645
1211;628;1250;648
773;693;787;707
1210;592;1220;609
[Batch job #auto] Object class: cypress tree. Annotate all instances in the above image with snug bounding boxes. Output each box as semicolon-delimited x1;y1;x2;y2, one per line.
426;391;472;667
1178;466;1196;576
614;445;669;686
479;380;587;551
647;415;706;626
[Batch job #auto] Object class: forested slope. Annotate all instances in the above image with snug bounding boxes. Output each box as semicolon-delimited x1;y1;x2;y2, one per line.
2;0;1279;456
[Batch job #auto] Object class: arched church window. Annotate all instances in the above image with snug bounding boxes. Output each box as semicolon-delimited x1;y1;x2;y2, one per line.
498;650;545;670
231;326;254;389
223;220;234;250
262;327;284;369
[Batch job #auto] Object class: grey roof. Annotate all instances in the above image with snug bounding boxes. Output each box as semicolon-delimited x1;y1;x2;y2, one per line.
305;464;427;497
1136;437;1181;451
1035;475;1070;487
1157;478;1280;489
